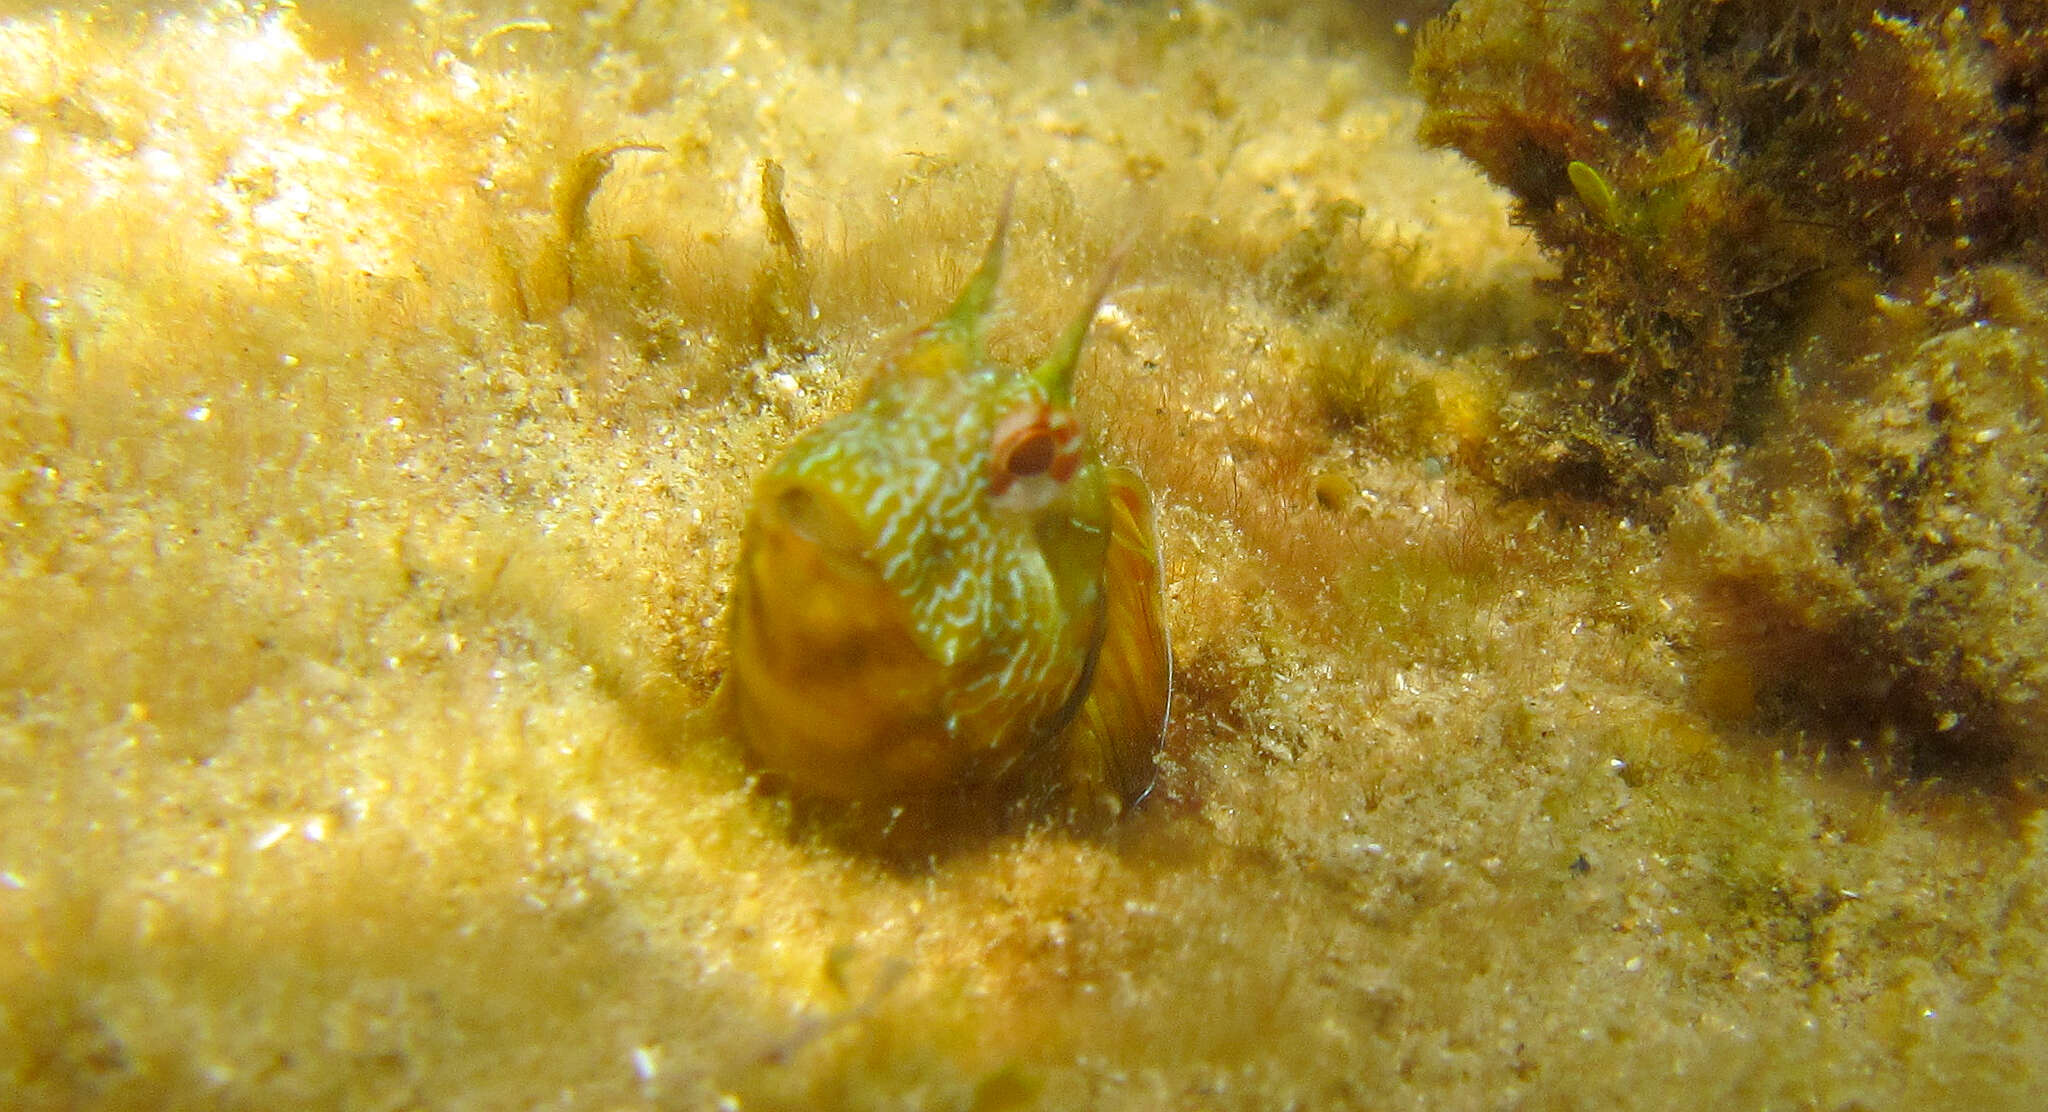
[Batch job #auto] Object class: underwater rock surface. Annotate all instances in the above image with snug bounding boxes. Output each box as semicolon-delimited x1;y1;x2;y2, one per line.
1;2;2045;1108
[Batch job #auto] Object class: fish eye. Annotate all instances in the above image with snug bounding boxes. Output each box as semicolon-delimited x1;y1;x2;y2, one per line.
988;403;1079;499
999;427;1057;478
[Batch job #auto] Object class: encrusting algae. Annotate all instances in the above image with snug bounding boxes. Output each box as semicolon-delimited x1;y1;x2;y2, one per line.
724;193;1170;826
3;2;2048;1109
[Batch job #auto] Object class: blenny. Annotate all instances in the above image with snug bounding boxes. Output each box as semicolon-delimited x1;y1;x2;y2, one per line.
724;199;1170;822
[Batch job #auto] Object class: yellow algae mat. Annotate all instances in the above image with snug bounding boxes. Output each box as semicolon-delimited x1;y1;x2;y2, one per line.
1;3;2043;1108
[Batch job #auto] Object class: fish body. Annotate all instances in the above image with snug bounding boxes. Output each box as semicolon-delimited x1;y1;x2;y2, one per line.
725;205;1168;818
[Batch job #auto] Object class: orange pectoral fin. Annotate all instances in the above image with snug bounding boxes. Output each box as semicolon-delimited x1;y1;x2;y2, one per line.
1064;467;1171;814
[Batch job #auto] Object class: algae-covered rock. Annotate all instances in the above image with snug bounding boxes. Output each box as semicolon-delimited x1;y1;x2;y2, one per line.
7;3;2048;1108
1415;0;2048;489
1675;269;2048;769
1416;1;2048;774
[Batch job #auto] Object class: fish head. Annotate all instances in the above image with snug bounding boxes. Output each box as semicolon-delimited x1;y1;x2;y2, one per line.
728;203;1119;800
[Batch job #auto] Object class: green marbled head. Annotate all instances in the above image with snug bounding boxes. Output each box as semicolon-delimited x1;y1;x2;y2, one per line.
725;202;1168;816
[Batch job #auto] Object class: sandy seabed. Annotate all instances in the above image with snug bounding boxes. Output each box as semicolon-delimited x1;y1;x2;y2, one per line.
1;2;2044;1108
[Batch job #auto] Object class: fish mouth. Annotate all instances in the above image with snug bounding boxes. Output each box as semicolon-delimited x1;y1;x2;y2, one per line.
731;477;961;798
737;476;905;680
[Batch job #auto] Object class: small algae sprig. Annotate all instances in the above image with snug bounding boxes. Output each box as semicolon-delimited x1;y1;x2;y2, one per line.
722;197;1170;829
